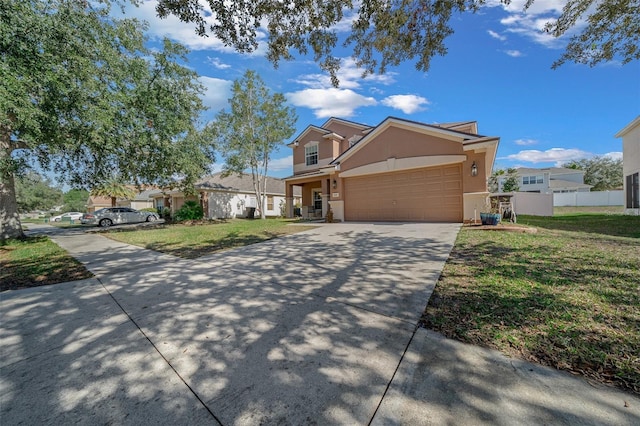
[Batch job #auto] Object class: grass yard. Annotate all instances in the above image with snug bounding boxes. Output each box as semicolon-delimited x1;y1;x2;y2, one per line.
0;236;93;292
422;214;640;395
103;218;317;259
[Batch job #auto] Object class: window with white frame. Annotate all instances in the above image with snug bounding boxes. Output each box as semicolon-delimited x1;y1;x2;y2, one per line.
305;144;318;166
522;175;543;185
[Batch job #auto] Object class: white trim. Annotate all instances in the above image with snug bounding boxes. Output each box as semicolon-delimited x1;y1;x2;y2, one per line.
615;115;640;138
338;155;466;178
322;132;344;140
321;117;370;130
305;143;319;166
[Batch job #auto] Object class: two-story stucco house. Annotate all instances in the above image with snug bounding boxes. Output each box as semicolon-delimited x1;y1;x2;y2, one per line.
283;117;499;222
499;167;592;194
616;116;640;215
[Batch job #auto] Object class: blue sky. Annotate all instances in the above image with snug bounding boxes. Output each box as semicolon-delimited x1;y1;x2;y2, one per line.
123;0;639;179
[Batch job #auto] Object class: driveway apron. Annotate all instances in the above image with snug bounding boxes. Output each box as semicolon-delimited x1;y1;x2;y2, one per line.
3;222;638;425
1;222;458;425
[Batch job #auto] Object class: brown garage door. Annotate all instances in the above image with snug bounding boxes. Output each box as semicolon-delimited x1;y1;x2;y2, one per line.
344;165;463;222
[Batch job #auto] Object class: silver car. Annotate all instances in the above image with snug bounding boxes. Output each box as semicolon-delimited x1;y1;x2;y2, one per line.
81;207;158;227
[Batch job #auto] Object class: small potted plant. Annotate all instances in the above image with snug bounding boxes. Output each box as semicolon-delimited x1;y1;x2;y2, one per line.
480;198;501;226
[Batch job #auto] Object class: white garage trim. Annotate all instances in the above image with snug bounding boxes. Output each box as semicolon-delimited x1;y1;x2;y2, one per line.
339;155;466;178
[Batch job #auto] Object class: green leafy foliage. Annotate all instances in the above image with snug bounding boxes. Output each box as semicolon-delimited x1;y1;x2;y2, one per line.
1;0;213;239
63;189;90;212
502;168;520;192
563;156;623;191
489;168;519;193
156;0;637;85
15;171;63;212
209;70;297;219
174;200;204;221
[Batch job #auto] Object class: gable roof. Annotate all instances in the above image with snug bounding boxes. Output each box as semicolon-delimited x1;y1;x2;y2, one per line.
195;172;301;196
87;196;112;207
320;117;372;130
548;179;592;190
615;115;640;138
329;116;496;165
287;125;332;147
517;167;585;175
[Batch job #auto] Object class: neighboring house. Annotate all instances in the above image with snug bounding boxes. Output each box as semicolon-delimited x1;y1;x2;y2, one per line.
499;167;592;194
86;189;159;212
616;115;640;215
86;196;112;213
283;117;499;222
152;173;301;219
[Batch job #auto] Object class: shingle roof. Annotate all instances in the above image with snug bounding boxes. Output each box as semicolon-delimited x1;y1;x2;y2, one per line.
549;179;592;190
196;172;301;196
516;167;585;175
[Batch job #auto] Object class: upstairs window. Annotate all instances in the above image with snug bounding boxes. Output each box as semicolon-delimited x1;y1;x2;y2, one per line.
305;144;318;166
523;175;543;185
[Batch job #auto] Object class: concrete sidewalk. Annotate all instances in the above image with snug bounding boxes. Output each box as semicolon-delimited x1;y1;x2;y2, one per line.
1;223;639;425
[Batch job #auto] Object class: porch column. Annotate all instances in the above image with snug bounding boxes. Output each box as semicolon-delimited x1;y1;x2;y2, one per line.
286;183;294;218
321;178;330;218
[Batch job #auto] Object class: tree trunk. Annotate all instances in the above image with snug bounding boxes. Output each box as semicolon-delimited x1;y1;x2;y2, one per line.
0;174;24;240
1;128;25;239
111;196;116;207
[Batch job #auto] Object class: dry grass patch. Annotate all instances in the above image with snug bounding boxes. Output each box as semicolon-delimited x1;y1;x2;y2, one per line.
422;214;640;395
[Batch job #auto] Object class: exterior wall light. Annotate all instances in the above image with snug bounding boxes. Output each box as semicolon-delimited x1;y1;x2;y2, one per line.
471;161;478;177
332;179;337;189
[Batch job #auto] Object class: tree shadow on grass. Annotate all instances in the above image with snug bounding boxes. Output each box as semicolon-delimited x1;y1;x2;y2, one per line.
423;238;640;395
0;236;92;292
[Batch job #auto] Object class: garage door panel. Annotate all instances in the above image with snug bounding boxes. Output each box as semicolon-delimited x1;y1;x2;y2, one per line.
344;164;462;222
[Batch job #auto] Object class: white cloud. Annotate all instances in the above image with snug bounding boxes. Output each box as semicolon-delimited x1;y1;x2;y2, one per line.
500;148;591;166
292;57;396;90
286;88;377;118
603;152;623;161
488;30;507;41
124;1;267;54
268;155;293;172
206;57;231;70
486;0;586;50
514;138;538;146
381;95;430;114
505;49;523;57
199;76;232;111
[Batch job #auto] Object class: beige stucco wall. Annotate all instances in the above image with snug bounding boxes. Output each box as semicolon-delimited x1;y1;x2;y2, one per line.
323;120;368;148
463;151;489;194
463;193;489;223
340;127;464;172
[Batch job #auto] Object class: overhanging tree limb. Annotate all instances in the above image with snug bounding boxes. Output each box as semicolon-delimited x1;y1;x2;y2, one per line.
156;0;638;85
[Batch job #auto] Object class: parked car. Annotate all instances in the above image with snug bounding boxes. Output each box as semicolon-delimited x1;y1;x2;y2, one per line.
51;212;84;222
81;207;159;227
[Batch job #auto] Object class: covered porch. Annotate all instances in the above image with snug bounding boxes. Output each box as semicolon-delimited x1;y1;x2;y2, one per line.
284;172;334;220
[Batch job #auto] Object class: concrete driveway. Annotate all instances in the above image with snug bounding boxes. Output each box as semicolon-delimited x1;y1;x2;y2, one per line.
2;223;638;425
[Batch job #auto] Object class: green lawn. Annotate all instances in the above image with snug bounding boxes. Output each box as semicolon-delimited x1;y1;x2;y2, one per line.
422;214;640;395
103;218;317;258
0;236;93;292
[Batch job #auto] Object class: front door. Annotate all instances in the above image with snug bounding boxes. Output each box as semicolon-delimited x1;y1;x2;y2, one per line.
312;189;323;212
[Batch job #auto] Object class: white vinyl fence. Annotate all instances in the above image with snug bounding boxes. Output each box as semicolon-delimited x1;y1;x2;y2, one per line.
553;191;624;207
